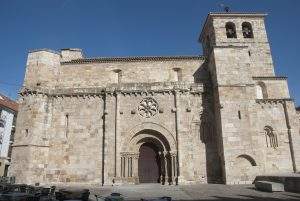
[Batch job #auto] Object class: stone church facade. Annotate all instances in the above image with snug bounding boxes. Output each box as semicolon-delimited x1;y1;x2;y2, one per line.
9;12;300;185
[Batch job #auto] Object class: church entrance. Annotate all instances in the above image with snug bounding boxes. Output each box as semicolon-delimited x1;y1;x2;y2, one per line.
138;142;161;183
121;127;177;185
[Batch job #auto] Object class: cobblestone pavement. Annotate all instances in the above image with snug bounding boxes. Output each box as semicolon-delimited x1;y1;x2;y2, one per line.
88;184;300;201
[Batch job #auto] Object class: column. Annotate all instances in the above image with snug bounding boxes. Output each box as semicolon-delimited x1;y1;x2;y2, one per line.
174;90;180;183
158;151;164;184
101;94;107;186
132;153;139;184
115;92;120;178
170;153;174;184
124;155;128;180
164;151;169;185
173;153;178;184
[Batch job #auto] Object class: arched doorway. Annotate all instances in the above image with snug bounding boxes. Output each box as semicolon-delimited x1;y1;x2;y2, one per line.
138;142;161;183
121;126;177;185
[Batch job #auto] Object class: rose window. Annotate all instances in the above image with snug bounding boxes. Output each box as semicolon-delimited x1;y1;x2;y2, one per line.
138;97;159;118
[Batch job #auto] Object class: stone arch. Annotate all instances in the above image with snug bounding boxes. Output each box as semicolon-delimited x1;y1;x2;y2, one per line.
242;22;254;38
129;131;170;153
256;82;268;99
225;22;237;38
122;122;176;152
120;122;177;184
264;126;278;148
233;154;259;183
237;154;257;166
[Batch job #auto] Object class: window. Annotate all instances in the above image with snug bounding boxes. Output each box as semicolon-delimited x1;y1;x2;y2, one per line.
113;69;122;83
264;126;278;148
173;68;182;82
225;22;237;38
242;22;254;38
65;114;69;138
256;82;268;99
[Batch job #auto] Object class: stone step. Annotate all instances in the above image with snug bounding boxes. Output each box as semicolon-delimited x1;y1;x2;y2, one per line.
255;181;284;192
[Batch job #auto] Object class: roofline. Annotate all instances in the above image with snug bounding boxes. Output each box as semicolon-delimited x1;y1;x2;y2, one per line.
61;55;205;64
28;48;60;55
199;12;268;42
0;94;18;112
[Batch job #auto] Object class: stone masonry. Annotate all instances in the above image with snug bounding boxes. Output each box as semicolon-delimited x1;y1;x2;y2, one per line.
9;12;300;186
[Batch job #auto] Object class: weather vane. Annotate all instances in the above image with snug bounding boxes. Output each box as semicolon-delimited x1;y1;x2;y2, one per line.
219;3;230;12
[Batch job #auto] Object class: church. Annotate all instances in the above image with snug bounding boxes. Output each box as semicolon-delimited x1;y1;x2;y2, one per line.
9;12;300;186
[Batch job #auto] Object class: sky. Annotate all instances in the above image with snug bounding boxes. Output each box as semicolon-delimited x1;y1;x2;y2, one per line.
0;0;299;106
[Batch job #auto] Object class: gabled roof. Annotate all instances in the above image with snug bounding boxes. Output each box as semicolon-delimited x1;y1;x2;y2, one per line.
0;93;18;112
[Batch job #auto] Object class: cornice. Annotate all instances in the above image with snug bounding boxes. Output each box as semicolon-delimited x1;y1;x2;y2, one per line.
253;76;287;80
209;12;267;17
256;98;293;104
19;83;204;98
61;55;205;65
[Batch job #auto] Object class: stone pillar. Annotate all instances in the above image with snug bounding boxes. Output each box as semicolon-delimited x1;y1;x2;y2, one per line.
174;90;180;183
132;153;139;184
101;94;107;186
124;155;128;179
164;151;169;184
170;152;177;185
158;151;164;184
115;92;120;179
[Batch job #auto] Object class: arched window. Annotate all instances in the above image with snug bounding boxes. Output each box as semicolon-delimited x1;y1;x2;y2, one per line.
256;82;268;99
242;22;254;38
225;22;237;38
264;126;278;148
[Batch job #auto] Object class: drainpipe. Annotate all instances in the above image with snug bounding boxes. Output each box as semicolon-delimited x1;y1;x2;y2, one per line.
282;100;296;172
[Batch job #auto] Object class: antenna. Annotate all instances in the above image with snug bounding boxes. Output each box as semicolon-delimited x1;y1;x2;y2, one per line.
219;3;230;12
224;6;230;12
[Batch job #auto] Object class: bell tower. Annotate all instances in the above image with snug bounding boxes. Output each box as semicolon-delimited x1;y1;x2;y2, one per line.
200;12;274;77
199;13;279;184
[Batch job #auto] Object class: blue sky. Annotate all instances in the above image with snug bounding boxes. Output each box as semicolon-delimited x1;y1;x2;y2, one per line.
0;0;299;106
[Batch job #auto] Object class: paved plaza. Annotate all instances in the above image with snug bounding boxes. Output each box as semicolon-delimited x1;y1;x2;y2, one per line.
88;184;300;201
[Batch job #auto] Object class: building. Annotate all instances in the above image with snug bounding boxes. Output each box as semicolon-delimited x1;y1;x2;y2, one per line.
297;107;300;138
0;93;18;176
9;12;300;185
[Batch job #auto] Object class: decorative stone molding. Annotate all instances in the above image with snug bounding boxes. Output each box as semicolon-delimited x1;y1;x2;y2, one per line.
19;83;204;98
138;97;159;118
256;98;293;104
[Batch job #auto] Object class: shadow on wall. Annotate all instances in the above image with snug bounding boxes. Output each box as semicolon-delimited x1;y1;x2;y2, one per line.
193;63;224;183
193;63;208;83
